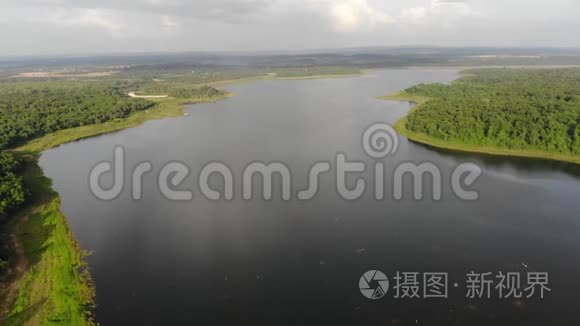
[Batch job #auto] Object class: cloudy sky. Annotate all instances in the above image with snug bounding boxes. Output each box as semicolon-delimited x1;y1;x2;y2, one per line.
1;0;579;55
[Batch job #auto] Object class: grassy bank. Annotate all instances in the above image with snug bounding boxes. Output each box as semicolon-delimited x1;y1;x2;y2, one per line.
16;95;230;153
381;92;580;165
378;91;431;106
3;156;95;325
2;93;231;324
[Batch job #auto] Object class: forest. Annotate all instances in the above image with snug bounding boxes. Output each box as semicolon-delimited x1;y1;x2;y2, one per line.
403;69;580;155
0;77;232;323
0;83;156;150
166;85;226;99
0;81;156;273
0;81;158;275
0;152;25;219
0;152;26;273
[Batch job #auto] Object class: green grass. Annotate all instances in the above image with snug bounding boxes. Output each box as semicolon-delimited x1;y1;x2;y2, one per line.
4;156;95;326
380;91;580;165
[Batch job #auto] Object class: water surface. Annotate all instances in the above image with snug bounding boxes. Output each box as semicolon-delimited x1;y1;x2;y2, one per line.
40;69;580;325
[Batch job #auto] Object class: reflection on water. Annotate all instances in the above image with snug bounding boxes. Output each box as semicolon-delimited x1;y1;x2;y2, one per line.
417;140;580;179
39;69;580;326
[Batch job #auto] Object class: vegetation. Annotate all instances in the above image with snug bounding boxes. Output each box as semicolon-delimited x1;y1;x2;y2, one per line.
16;97;218;153
167;85;227;99
0;76;232;324
0;55;579;324
1;58;580;323
387;68;580;163
0;152;27;274
273;67;362;79
0;153;26;220
378;91;431;105
130;67;363;95
132;69;265;94
0;64;360;324
3;156;95;325
0;83;156;150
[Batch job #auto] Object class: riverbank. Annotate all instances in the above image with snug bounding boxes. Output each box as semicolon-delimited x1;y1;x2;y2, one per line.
1;93;231;325
2;155;95;325
381;91;580;165
16;95;230;153
167;70;364;89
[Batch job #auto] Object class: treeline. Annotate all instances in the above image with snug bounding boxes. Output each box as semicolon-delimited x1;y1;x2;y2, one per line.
0;84;155;150
274;66;360;78
0;152;25;218
167;86;227;99
404;69;580;155
127;69;261;94
0;152;26;273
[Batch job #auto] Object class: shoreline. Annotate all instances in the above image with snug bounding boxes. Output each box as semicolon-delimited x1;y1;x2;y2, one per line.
380;92;580;165
2;71;361;322
2;93;232;325
273;72;366;80
1;68;357;322
2;155;96;325
15;95;231;153
3;67;579;323
166;71;365;89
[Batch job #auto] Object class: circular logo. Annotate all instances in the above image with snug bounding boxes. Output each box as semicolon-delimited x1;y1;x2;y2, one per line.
362;123;399;159
359;270;389;300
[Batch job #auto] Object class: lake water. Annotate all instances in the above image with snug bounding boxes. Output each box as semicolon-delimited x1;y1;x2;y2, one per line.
40;69;580;325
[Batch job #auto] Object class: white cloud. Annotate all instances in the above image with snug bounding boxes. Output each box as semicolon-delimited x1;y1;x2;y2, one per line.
73;9;125;35
0;6;125;37
331;0;394;31
162;15;179;31
304;0;474;32
399;0;474;25
1;0;580;54
399;6;428;22
37;7;183;38
304;0;394;32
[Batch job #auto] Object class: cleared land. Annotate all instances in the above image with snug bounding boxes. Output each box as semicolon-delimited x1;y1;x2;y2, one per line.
17;71;118;78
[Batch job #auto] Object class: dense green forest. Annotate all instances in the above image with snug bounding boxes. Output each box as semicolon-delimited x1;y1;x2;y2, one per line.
0;81;155;275
0;83;155;150
403;69;580;155
0;152;25;219
0;152;26;273
0;81;156;276
167;86;227;99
